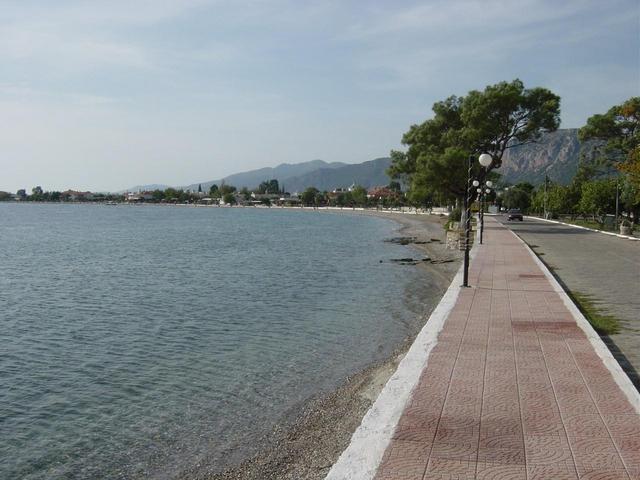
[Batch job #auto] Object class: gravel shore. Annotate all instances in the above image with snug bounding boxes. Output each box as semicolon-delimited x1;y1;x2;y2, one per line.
180;212;460;480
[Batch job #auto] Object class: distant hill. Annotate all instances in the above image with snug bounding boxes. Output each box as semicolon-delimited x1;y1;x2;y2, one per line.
122;130;597;194
122;183;171;193
282;157;392;192
183;159;347;192
498;129;597;185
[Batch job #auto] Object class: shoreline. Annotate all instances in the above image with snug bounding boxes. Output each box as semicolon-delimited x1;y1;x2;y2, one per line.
180;212;460;480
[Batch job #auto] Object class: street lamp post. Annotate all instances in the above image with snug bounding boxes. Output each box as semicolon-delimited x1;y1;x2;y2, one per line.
462;153;492;287
478;181;493;245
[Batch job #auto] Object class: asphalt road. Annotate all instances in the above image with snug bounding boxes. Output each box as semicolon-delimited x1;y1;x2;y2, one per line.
496;215;640;389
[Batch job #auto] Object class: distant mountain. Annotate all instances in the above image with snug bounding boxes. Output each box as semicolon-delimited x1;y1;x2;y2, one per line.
122;183;171;193
498;129;597;185
121;130;594;194
183;159;347;192
283;157;393;192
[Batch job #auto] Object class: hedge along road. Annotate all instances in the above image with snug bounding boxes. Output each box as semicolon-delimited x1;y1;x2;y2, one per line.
496;215;640;389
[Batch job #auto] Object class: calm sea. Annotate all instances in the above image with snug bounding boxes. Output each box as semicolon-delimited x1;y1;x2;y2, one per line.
0;203;436;479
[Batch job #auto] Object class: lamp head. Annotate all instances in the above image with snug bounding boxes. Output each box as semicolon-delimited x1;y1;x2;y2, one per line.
478;153;492;168
472;180;480;187
485;180;493;188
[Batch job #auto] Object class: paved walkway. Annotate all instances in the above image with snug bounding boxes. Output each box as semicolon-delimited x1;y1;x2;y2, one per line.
373;219;640;480
497;216;640;389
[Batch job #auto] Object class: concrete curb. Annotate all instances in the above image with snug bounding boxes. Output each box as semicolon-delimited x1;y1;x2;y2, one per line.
524;215;640;241
325;249;473;479
509;229;640;414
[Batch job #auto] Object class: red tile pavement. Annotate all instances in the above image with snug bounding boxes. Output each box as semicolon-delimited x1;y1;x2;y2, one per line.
374;218;639;480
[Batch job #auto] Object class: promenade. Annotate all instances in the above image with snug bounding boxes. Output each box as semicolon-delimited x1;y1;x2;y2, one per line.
328;217;640;480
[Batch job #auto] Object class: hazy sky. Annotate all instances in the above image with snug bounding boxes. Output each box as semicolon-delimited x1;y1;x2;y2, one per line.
1;0;638;192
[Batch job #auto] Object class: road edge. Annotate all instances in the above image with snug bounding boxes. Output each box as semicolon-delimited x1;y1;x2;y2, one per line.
524;215;639;241
509;229;640;413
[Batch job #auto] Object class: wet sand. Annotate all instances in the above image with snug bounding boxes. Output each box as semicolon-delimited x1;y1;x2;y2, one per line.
180;212;460;480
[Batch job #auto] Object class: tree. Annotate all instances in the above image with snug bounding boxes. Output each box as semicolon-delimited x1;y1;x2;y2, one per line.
239;187;251;201
578;179;617;227
579;97;639;164
301;187;319;206
222;192;236;205
580;97;640;222
152;189;165;202
257;179;280;194
209;184;220;197
503;186;532;212
219;184;236;195
389;79;560;204
351;185;368;206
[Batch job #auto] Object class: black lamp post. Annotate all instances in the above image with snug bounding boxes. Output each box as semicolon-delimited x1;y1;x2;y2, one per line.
462;153;493;287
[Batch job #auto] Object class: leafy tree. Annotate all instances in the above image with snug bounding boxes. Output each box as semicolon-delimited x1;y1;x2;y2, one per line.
578;179;617;227
239;187;251;201
388;181;402;193
0;191;11;201
336;192;353;207
580;97;640;222
164;188;180;201
152;189;165;202
579;97;639;164
209;184;220;197
257;179;280;194
301;187;319;206
219;184;236;195
222;192;236;205
351;185;368;206
503;186;532;212
389;79;560;204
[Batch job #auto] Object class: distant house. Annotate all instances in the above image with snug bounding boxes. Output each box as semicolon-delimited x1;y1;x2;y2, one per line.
62;190;94;201
367;186;400;201
124;191;154;202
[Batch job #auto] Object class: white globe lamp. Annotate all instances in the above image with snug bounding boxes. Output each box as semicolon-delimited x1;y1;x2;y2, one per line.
478;153;492;168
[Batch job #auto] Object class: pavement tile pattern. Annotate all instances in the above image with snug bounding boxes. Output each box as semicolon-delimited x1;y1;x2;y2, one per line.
374;219;640;480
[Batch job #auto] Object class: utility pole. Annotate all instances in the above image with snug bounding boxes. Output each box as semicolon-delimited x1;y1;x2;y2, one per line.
543;174;548;219
615;179;620;231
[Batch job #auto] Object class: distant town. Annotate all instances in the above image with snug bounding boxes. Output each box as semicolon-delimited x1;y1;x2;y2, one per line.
0;180;406;208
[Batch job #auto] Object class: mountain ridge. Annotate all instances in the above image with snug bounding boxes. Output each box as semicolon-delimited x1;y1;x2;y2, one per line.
123;128;588;193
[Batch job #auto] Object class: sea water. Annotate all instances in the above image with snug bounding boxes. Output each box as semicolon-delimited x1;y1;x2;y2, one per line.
0;203;436;479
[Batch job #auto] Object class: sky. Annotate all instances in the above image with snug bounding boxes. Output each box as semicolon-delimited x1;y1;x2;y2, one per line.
1;0;638;192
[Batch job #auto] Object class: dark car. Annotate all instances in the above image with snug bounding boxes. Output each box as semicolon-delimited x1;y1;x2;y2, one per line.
507;209;523;221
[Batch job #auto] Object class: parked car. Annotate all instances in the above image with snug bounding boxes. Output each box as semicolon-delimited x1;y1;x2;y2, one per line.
507;209;523;221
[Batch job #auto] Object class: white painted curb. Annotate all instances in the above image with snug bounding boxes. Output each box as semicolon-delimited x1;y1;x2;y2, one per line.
509;229;640;414
325;248;472;479
524;215;640;241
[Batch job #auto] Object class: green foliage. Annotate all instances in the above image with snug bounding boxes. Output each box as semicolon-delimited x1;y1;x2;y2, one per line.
222;192;236;205
350;185;368;206
503;186;531;212
257;179;280;194
389;79;561;203
578;179;617;226
239;187;251;201
579;97;639;164
209;184;220;197
388;181;402;192
300;187;319;206
0;191;12;201
219;184;236;195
